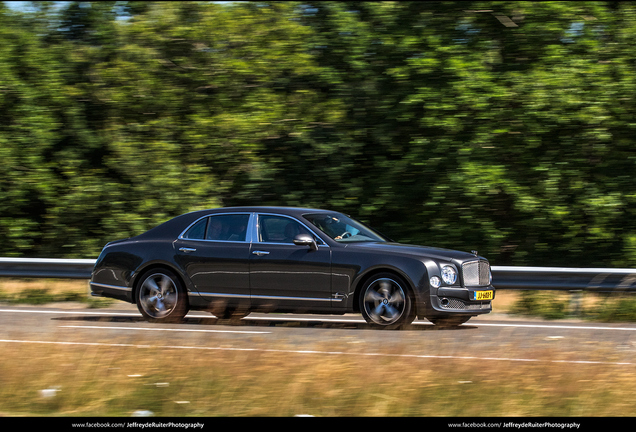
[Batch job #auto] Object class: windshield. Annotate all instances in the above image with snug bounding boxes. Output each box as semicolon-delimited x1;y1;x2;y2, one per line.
303;213;390;243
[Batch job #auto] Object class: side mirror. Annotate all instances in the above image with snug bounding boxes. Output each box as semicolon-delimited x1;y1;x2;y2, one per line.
293;234;318;251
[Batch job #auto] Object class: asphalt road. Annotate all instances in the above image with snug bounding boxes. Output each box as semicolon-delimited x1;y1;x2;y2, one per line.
1;305;636;367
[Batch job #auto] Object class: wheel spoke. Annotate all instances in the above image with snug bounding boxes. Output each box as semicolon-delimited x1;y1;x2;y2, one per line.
384;304;401;320
138;272;180;319
390;288;404;303
144;278;161;294
163;292;177;308
378;280;392;295
155;298;166;312
362;277;408;326
364;289;385;302
371;303;385;319
159;275;171;296
141;296;153;309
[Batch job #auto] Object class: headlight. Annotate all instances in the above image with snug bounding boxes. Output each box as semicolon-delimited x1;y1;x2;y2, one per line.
429;276;441;288
441;266;457;285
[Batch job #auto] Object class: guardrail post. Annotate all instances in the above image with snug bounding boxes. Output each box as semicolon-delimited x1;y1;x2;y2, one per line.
569;290;583;317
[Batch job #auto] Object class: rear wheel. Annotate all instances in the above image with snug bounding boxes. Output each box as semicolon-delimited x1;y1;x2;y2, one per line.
359;273;415;329
136;269;188;322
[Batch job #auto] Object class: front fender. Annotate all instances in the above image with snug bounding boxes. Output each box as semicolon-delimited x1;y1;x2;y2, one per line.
338;253;431;314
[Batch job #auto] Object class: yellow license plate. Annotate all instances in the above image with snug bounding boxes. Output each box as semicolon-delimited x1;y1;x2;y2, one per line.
474;290;493;301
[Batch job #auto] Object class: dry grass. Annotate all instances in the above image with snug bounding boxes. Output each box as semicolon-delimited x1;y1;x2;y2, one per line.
2;280;636;417
1;337;635;417
0;278;89;296
0;278;112;307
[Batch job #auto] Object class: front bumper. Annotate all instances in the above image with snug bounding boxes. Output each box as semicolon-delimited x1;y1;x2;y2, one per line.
427;285;495;317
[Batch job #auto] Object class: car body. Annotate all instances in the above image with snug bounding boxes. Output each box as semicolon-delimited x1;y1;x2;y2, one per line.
90;206;495;328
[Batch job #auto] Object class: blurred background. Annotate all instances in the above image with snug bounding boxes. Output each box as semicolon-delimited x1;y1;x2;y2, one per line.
1;1;635;267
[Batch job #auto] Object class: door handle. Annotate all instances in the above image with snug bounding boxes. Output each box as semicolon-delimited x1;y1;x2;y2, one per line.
252;250;270;256
179;247;197;253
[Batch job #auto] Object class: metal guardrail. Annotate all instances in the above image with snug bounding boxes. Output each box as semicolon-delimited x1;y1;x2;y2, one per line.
1;258;636;293
491;266;636;292
0;258;96;279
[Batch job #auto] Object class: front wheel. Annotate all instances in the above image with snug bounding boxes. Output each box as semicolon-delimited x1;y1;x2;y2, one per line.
136;269;188;322
359;273;415;329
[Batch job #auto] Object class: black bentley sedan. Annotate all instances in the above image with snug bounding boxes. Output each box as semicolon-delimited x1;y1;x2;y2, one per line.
90;207;495;328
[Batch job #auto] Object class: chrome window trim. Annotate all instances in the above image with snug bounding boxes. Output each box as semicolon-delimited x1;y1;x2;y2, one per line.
177;212;328;247
253;212;328;247
177;212;255;243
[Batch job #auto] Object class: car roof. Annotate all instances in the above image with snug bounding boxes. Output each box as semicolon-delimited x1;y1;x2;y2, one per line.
196;206;332;215
136;206;339;240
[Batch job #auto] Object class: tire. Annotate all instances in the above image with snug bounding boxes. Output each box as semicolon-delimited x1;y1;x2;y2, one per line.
136;269;189;323
359;273;415;329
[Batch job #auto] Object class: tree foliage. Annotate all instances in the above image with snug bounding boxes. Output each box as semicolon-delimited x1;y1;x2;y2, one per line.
1;1;636;267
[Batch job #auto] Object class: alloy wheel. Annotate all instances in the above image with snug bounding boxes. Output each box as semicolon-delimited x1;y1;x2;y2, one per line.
361;276;410;327
138;272;181;320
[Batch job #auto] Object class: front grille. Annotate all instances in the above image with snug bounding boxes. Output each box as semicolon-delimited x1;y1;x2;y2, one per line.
462;260;490;287
444;298;466;310
440;298;489;310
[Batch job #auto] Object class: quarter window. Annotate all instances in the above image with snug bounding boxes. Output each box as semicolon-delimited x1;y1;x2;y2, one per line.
182;218;207;240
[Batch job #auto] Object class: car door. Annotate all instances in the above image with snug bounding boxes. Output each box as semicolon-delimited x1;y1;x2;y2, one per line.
174;213;252;305
249;213;333;311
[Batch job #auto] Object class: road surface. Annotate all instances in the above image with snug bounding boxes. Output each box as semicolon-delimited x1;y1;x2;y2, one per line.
1;305;635;366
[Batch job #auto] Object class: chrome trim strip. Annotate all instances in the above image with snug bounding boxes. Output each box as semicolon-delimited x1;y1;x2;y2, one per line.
255;241;330;248
193;292;337;302
177;238;252;244
252;294;332;302
90;282;131;291
195;292;250;299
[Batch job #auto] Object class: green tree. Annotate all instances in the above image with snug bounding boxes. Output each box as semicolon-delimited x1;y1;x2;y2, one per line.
1;1;636;268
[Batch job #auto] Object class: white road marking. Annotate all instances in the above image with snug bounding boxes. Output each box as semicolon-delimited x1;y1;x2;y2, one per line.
59;324;270;335
0;338;632;366
473;322;636;331
0;308;143;317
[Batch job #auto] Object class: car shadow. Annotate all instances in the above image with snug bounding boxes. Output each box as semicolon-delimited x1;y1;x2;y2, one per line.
52;313;478;331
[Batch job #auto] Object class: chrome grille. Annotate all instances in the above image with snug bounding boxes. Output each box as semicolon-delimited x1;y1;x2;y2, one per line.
444;298;466;310
440;298;489;310
462;260;490;287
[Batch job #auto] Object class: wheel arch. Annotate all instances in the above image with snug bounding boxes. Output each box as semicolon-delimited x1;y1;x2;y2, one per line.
351;267;417;314
131;262;190;304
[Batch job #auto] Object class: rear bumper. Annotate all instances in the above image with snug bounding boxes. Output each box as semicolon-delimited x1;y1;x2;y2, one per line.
89;281;133;303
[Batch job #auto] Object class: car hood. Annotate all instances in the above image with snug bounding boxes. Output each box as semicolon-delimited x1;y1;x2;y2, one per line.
344;241;484;264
